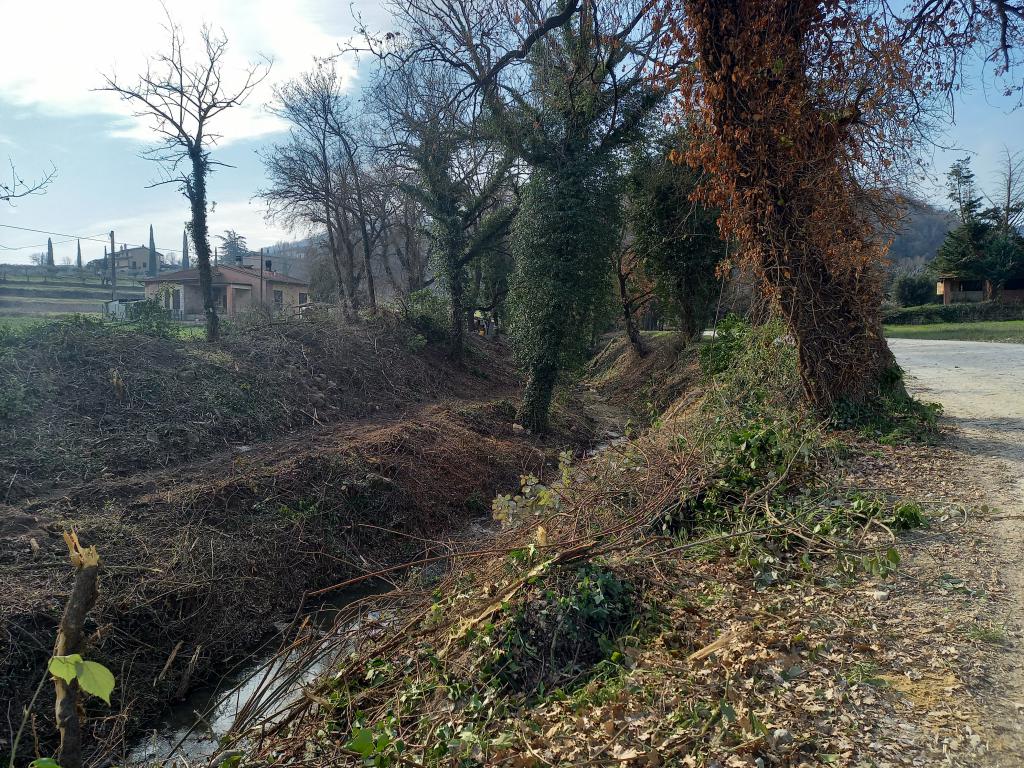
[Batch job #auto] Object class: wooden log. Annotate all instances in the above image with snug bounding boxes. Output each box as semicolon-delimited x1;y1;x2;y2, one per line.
53;531;101;768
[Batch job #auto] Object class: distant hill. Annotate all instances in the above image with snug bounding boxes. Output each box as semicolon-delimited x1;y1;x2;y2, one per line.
884;197;957;271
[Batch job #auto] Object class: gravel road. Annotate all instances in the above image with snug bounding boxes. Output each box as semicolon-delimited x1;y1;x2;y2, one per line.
890;338;1024;764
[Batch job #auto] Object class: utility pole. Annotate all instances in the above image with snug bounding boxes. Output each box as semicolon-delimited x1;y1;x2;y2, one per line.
109;231;118;304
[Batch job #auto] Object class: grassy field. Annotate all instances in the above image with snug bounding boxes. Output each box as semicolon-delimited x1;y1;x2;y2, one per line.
885;319;1024;343
0;313;204;339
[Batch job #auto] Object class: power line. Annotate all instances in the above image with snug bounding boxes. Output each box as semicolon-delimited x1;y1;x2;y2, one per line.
0;223;182;254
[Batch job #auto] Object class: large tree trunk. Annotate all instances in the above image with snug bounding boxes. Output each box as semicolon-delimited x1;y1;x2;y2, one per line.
686;0;900;409
446;253;466;360
190;155;219;341
519;358;559;433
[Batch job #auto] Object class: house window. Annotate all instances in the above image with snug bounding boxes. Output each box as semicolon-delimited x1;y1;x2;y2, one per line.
131;261;137;269
273;290;283;309
299;292;308;305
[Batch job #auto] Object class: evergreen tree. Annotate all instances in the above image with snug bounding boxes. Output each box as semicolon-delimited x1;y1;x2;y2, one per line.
626;140;723;341
934;158;1024;296
76;240;82;272
182;229;190;269
218;230;249;264
46;237;54;267
148;224;158;276
496;3;666;431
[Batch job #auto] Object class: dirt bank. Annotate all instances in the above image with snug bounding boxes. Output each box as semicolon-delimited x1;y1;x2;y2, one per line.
0;316;619;765
0;313;499;501
1;395;610;764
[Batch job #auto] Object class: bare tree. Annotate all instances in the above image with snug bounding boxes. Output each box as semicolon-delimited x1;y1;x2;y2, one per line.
611;236;654;358
381;189;433;294
1;159;56;203
988;146;1024;235
260;62;390;315
368;59;517;357
100;19;269;340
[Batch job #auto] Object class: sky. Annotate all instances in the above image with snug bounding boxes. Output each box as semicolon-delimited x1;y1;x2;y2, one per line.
0;0;381;266
0;0;1022;266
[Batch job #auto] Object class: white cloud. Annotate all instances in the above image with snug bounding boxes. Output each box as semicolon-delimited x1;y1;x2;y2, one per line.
0;0;359;145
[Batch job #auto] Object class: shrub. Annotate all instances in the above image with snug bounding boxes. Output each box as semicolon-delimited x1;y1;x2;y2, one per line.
883;300;1024;325
399;288;449;343
700;315;800;414
483;564;636;696
832;381;942;444
127;297;176;339
698;314;750;376
892;272;936;307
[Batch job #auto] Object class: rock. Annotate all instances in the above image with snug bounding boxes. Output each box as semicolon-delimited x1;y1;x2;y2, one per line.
773;728;795;746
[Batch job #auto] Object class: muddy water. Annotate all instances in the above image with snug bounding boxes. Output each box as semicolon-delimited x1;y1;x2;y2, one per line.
127;582;388;765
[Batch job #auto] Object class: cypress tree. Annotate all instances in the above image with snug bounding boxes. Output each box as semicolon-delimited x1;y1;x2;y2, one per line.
46;237;54;267
76;240;83;272
148;225;158;276
182;229;190;269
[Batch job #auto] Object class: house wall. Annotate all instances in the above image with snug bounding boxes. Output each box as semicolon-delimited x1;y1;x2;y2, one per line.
264;281;305;311
144;267;310;319
940;278;985;305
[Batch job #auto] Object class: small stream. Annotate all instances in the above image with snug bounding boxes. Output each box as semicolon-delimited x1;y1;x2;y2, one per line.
124;427;629;766
127;582;388;766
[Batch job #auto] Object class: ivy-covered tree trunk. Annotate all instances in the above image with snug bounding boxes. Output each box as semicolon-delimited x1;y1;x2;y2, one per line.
510;168;617;432
448;255;466;358
188;153;219;342
519;351;563;434
683;0;903;409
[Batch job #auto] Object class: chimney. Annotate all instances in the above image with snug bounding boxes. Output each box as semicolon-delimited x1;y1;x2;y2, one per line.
265;259;272;272
235;248;243;266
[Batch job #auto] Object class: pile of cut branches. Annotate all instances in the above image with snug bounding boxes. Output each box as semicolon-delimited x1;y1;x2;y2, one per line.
225;321;946;767
0;311;514;500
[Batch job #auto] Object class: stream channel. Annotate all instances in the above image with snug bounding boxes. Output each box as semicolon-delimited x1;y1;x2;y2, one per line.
127;581;388;766
125;427;628;766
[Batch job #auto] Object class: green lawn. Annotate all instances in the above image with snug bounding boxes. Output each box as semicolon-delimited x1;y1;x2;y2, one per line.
0;315;47;330
884;319;1024;343
0;313;203;338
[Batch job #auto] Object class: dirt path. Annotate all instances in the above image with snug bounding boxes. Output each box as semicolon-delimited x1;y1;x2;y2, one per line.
889;338;1024;763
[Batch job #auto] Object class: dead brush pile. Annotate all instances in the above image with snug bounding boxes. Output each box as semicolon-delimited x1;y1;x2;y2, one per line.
0;312;508;500
233;318;949;768
1;397;556;765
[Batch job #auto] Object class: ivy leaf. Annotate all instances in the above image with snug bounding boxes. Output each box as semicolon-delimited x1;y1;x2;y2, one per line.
346;727;376;757
29;759;62;768
48;654;83;684
75;660;116;704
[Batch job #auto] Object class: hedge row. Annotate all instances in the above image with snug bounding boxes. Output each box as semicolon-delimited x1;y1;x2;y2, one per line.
883;301;1024;325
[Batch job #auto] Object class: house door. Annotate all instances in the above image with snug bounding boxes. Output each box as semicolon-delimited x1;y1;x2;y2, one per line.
172;290;181;311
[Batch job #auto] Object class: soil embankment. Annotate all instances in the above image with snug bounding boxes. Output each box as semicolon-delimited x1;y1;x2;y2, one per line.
0;315;615;764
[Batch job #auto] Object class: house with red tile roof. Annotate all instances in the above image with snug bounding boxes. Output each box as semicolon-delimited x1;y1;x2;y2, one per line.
143;263;310;319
